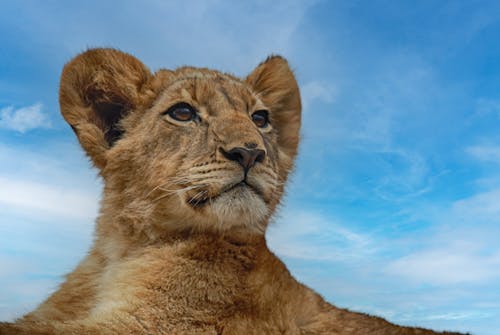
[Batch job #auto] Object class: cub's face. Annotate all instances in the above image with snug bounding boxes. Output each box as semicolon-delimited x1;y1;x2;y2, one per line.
60;49;300;235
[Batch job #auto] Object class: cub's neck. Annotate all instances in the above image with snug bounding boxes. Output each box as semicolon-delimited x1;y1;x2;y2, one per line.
94;215;268;264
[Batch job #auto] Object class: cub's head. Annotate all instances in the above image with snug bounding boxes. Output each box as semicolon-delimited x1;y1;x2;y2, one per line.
60;48;300;237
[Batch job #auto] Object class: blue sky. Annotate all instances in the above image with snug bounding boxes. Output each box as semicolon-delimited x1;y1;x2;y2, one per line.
1;1;500;334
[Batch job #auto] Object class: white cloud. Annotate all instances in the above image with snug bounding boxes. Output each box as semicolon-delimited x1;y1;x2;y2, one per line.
0;141;100;222
301;81;336;110
466;145;500;164
451;188;500;223
386;243;500;285
0;103;50;133
386;188;500;285
0;143;98;321
0;176;98;221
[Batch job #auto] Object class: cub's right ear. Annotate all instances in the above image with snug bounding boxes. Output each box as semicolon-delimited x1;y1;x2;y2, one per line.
59;48;152;169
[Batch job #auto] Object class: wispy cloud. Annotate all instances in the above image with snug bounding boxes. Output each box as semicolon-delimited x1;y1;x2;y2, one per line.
466;145;500;164
12;1;317;75
422;311;493;321
0;103;50;133
268;210;376;263
372;148;432;202
475;98;500;118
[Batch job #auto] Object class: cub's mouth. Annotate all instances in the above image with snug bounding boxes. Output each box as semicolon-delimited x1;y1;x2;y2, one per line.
186;180;264;209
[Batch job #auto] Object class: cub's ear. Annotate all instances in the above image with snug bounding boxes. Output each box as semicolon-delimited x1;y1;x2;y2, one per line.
245;56;301;164
59;48;152;169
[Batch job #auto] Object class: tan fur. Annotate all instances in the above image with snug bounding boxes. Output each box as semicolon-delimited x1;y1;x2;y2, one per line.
0;49;467;335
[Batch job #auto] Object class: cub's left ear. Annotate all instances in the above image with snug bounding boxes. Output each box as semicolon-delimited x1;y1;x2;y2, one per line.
59;48;153;170
245;56;301;163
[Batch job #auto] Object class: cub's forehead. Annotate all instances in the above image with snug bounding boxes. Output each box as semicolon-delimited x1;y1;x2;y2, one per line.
153;68;264;115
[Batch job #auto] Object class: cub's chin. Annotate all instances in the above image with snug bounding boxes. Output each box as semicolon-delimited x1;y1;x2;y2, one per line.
187;183;269;233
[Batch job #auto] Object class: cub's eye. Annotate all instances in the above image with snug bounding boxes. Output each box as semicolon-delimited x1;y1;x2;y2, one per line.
165;102;197;122
251;110;269;128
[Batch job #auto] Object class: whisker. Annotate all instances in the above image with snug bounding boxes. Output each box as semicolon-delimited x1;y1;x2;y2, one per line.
147;174;223;198
145;175;198;198
158;184;201;194
145;182;171;198
152;184;207;203
187;189;209;207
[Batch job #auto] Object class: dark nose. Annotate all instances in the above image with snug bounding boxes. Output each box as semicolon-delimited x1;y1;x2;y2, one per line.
222;147;265;174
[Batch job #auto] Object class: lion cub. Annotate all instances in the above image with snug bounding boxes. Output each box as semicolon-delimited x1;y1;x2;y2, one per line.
0;49;465;335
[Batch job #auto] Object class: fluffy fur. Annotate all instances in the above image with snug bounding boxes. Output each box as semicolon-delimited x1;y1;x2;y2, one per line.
0;49;466;335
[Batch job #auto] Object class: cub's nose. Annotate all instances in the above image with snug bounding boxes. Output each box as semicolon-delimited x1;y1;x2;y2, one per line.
222;147;266;174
